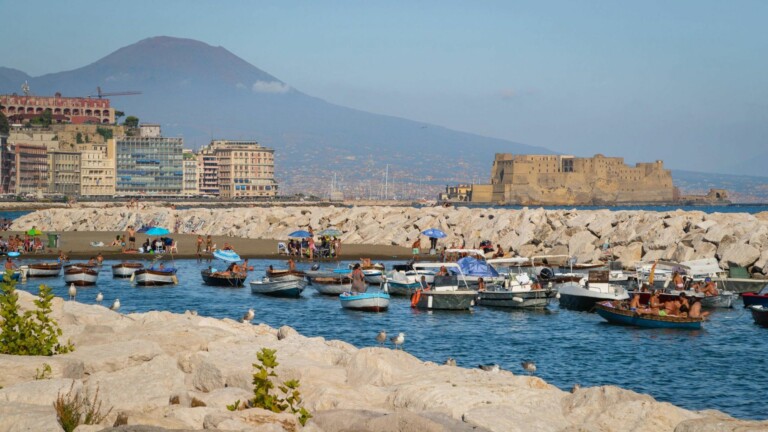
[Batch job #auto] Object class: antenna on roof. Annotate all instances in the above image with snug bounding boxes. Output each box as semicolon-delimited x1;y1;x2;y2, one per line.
21;81;30;96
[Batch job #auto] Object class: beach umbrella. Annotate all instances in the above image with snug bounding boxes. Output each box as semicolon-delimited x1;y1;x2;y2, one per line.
421;228;447;238
288;230;312;238
319;228;342;237
26;228;43;236
213;249;241;262
145;227;170;236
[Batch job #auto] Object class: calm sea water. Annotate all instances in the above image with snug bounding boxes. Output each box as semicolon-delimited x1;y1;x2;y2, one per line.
9;258;767;420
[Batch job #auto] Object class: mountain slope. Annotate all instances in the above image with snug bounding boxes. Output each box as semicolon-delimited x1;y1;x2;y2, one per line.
0;36;550;195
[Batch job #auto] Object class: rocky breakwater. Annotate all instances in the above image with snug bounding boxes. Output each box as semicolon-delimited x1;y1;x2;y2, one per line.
2;290;765;432
15;206;768;274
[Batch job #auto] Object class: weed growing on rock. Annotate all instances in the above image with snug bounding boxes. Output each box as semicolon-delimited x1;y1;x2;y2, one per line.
0;271;74;356
226;399;241;411
53;382;112;432
249;348;312;426
34;363;52;380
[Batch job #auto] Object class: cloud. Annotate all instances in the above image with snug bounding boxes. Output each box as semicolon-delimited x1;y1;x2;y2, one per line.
252;80;290;94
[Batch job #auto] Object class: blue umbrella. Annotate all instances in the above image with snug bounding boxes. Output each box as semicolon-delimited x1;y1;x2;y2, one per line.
421;228;447;238
214;249;241;262
145;227;170;236
288;230;312;238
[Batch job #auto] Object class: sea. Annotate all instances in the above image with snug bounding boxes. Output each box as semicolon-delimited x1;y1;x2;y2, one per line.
3;205;768;420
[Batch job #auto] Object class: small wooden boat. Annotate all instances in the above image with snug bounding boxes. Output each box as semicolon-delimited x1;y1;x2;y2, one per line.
64;266;99;286
594;303;704;329
266;268;306;280
112;262;144;278
250;275;307;298
339;291;389;312
64;262;99;269
26;262;63;277
742;286;768;308
312;275;352;296
749;305;768;327
201;269;246;287
133;267;178;286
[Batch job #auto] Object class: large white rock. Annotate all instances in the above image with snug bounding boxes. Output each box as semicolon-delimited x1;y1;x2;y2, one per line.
568;230;598;262
720;243;761;268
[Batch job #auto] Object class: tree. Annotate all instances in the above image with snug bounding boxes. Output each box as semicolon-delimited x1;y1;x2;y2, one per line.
114;110;125;122
0;111;9;135
41;109;53;127
123;116;139;128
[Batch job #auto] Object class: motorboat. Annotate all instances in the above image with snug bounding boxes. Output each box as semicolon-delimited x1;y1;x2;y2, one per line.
682;258;768;294
594;302;704;330
453;255;505;287
201;268;246;287
749;305;768;327
339;291;390;312
410;262;477;310
386;270;423;296
250;275;306;298
24;262;62;278
133;267;178;286
557;271;630;312
479;258;556;308
63;266;98;286
112;262;144;278
742;286;768;308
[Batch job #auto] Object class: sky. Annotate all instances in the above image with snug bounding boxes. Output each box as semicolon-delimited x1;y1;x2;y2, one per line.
1;0;767;175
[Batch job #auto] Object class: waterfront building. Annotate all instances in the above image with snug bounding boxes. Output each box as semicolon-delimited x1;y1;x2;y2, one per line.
0;134;14;194
182;149;200;196
47;150;81;195
466;153;676;205
0;93;115;124
197;148;219;196
79;140;116;197
115;125;183;196
202;140;277;199
14;143;49;195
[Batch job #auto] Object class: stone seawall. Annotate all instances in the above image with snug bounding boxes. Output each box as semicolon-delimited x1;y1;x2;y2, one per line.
0;290;765;431
14;206;768;274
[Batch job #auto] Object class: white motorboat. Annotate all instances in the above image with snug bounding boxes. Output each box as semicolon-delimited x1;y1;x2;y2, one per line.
25;262;62;278
558;271;630;312
112;262;144;278
410;262;477;310
133;267;178;286
479;258;555;308
386;270;423;296
250;275;307;298
63;266;99;286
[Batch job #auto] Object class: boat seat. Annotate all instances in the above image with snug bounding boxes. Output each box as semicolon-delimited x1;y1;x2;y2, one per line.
277;242;289;255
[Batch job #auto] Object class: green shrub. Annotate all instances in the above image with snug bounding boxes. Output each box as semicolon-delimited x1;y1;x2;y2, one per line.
0;270;74;356
34;363;52;380
249;348;312;426
54;382;112;432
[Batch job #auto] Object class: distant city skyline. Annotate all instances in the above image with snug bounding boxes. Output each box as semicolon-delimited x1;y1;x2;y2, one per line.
1;1;767;176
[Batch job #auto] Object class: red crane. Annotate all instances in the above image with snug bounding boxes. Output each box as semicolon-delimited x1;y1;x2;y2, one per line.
89;86;142;99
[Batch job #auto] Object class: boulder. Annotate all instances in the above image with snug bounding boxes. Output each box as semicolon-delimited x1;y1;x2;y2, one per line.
720;244;761;268
0;402;63;432
568;230;598;262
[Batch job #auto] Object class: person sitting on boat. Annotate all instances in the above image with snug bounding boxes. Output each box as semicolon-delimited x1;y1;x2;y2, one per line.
702;278;719;296
96;253;104;265
351;263;366;293
222;242;233;251
437;265;448;276
477;277;486;292
648;291;663;315
419;275;431;290
672;272;685;290
678;292;691;317
688;298;710;318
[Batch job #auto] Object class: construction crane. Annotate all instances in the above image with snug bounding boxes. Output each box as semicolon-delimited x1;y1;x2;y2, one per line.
89;86;142;99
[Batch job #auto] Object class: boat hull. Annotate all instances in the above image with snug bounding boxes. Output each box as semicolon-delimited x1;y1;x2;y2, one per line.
387;280;421;296
750;305;768;327
134;269;177;286
250;276;306;298
63;268;98;286
742;293;768;308
112;263;143;278
314;282;351;296
595;304;703;329
26;263;62;277
413;290;477;310
339;292;390;312
477;288;554;309
558;282;629;312
201;270;246;287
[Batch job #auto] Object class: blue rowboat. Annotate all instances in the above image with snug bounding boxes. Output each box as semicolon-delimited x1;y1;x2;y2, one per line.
339;292;390;312
594;303;703;330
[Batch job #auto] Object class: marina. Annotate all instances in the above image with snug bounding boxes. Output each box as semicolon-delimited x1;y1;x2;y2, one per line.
6;256;767;420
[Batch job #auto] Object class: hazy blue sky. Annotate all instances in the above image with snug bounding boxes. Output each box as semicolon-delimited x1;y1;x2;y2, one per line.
2;1;766;174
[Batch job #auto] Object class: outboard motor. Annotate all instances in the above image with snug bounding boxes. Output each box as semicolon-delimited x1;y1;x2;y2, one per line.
539;267;554;280
311;264;320;271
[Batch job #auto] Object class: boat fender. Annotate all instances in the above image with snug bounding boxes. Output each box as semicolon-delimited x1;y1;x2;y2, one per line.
411;289;422;308
513;297;524;303
539;267;554;280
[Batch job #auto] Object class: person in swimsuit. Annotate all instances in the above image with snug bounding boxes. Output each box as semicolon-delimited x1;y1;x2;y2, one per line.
127;226;136;250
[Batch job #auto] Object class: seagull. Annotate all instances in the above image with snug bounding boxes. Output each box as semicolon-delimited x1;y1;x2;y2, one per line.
571;384;581;393
478;363;500;372
444;357;457;366
375;330;387;346
95;292;103;304
521;360;537;375
390;332;405;350
241;308;255;323
68;283;76;301
110;298;121;311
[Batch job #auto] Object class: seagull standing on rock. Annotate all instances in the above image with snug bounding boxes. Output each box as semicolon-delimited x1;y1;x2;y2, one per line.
478;364;500;372
95;292;103;305
68;283;76;301
241;308;255;323
110;298;121;311
390;332;405;350
375;330;387;346
521;361;537;375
